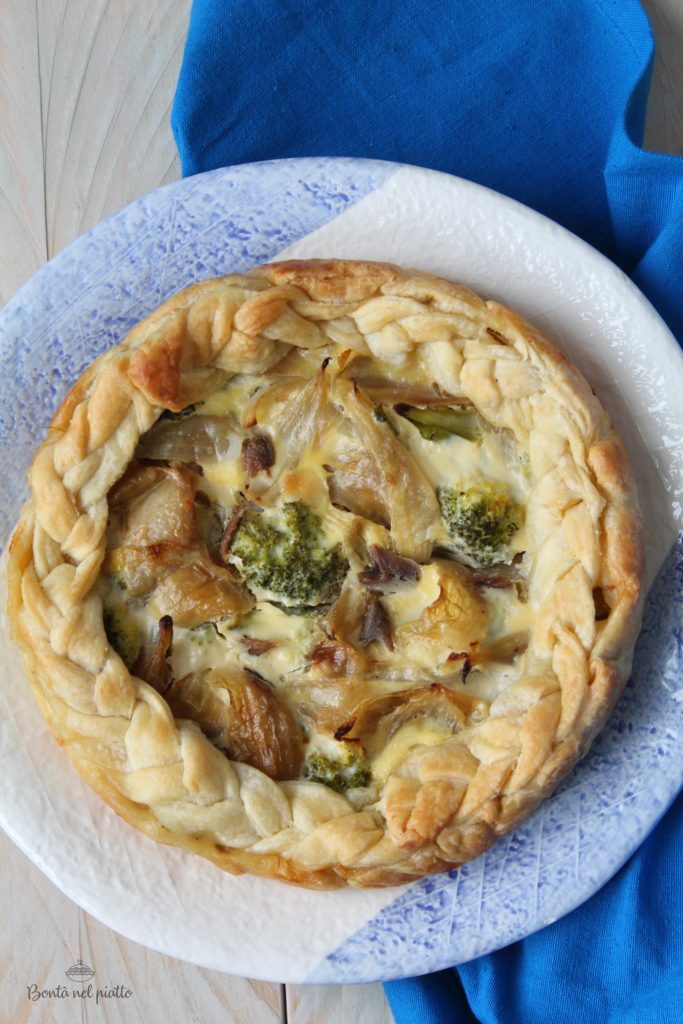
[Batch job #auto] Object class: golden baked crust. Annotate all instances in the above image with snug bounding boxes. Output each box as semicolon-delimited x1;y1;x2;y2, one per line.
7;259;644;889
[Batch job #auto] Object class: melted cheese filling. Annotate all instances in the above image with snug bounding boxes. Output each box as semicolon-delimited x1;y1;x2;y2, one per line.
105;363;535;788
403;428;527;503
382;565;442;626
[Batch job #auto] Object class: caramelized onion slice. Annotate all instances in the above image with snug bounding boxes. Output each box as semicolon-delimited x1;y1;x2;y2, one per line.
322;585;366;646
150;558;254;628
304;586;371;680
107;463;196;549
136;415;238;462
285;674;378;734
398;562;489;665
335;684;487;760
468;631;530;669
332;379;440;561
165;667;304;781
132;615;173;693
245;366;338;481
104;543;188;597
327;461;390;527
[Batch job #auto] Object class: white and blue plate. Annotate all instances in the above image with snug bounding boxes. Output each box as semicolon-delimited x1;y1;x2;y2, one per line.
0;158;682;983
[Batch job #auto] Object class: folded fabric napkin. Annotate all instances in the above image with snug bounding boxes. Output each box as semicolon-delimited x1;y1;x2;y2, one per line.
172;1;683;1020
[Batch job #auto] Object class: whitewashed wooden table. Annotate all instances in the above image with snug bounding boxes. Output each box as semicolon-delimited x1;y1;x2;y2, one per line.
1;2;681;1021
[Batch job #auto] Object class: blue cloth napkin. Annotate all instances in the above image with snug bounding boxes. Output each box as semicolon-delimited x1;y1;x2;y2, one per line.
172;1;683;1020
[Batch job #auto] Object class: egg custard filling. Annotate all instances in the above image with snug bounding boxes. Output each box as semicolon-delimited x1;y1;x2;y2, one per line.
100;358;534;784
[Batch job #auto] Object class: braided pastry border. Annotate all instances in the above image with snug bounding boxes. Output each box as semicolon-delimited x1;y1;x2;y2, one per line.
7;259;644;888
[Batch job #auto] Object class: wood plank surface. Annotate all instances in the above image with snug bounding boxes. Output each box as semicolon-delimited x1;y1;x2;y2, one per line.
37;0;189;257
286;982;396;1024
0;2;45;305
1;1;682;1021
0;828;282;1024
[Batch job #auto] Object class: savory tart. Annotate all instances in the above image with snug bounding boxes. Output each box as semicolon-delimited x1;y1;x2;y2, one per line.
7;259;644;888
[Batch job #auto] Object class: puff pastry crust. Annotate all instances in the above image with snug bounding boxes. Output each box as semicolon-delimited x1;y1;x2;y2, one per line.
7;259;644;888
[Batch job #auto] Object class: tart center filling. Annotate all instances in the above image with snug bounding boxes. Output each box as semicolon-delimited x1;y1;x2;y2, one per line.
99;356;532;797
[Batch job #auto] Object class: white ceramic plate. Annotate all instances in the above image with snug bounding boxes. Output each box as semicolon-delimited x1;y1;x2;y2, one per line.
1;158;682;984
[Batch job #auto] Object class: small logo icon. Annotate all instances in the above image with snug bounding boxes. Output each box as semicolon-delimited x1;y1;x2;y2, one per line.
65;960;95;983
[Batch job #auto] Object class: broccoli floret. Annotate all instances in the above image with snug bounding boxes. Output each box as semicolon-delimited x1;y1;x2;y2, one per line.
304;748;372;792
103;606;141;667
438;482;522;566
398;405;481;442
230;501;349;608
